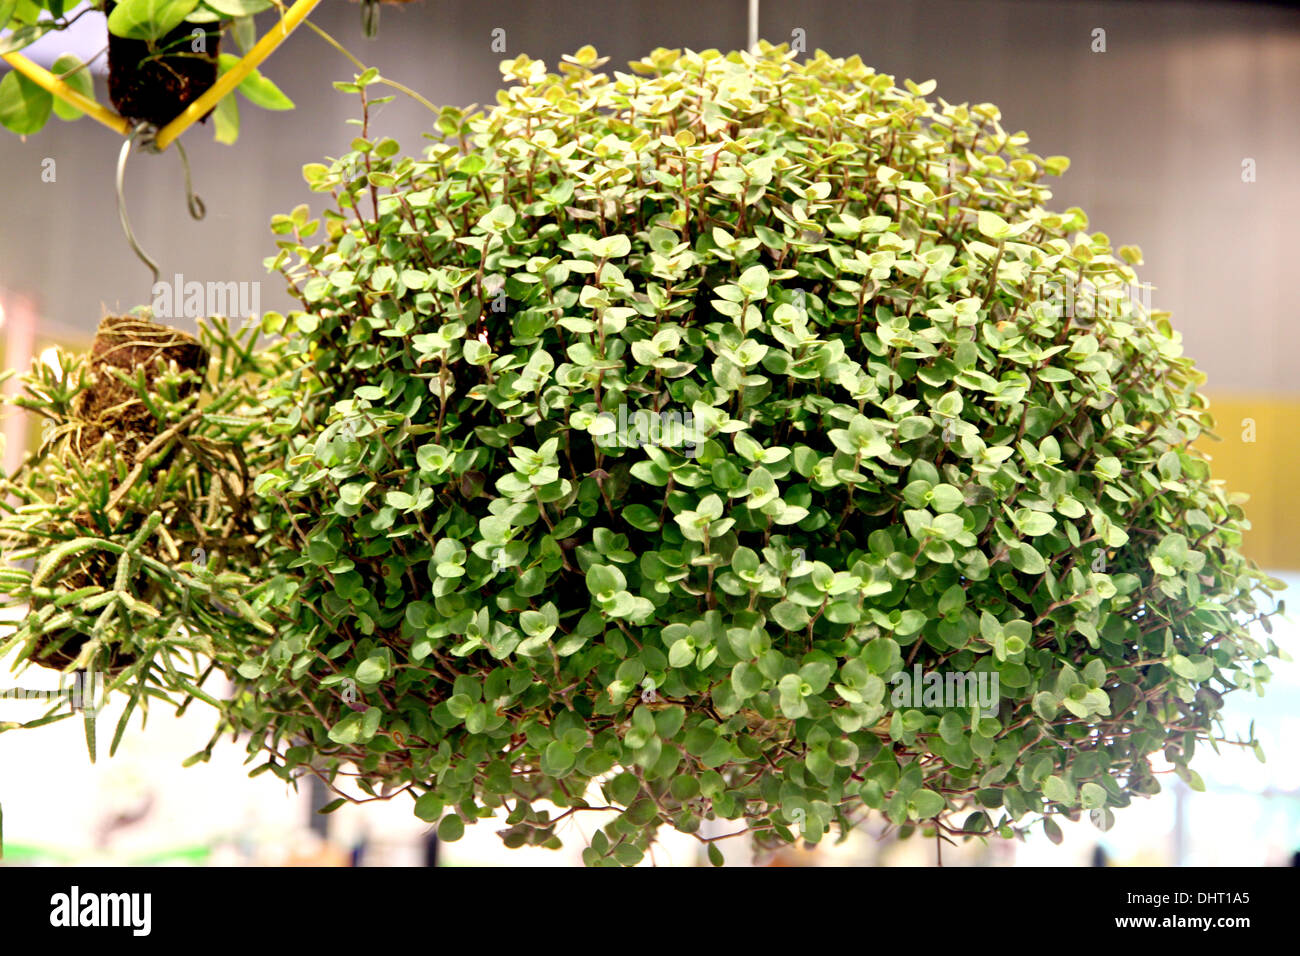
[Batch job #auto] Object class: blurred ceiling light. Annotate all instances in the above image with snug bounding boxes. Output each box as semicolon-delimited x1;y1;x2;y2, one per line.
38;346;62;374
0;298;6;330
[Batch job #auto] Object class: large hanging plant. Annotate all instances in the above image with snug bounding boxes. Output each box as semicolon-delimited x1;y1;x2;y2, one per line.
0;44;1282;865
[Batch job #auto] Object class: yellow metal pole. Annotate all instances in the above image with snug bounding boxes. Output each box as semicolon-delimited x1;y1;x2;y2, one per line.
0;52;130;136
153;0;322;152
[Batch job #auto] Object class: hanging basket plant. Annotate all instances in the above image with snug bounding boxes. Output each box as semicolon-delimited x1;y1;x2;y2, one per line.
0;44;1285;865
103;0;222;127
0;0;296;142
28;315;208;673
0;312;285;746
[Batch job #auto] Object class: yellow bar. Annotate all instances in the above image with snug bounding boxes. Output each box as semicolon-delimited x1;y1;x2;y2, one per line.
1194;394;1300;572
153;0;322;152
0;52;131;136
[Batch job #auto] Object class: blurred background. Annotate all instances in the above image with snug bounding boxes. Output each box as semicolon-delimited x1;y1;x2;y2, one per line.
0;0;1296;866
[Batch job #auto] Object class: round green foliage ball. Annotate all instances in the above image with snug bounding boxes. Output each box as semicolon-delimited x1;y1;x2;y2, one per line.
245;44;1279;863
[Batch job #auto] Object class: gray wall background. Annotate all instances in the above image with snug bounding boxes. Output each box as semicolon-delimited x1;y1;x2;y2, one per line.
1;0;1297;393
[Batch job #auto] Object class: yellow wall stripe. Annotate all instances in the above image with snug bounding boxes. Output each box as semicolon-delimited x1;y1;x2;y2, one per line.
1196;395;1300;571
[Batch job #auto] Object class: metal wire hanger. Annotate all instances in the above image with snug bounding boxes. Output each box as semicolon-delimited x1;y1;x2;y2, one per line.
115;122;206;287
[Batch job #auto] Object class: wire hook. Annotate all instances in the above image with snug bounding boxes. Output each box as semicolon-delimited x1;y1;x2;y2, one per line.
174;138;206;221
116;123;160;286
115;122;208;287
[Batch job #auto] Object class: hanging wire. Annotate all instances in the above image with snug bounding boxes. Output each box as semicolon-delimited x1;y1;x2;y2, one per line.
115;122;208;286
116;123;160;286
173;138;207;220
362;0;380;38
